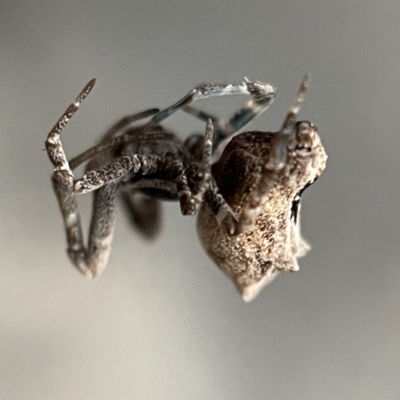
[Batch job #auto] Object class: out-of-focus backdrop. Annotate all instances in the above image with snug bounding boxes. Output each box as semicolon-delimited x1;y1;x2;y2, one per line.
1;1;399;399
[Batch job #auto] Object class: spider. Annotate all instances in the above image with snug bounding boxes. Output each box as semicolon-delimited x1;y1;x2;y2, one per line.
45;77;276;279
46;76;327;301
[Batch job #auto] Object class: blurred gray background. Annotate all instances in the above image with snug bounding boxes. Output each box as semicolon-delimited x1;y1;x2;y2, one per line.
1;1;399;399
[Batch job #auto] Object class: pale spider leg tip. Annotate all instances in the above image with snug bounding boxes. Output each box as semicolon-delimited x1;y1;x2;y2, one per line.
75;78;97;106
294;74;309;107
84;78;97;94
301;73;309;88
280;74;311;133
206;118;214;137
48;79;96;140
78;268;96;279
88;77;97;88
87;269;98;279
203;119;214;159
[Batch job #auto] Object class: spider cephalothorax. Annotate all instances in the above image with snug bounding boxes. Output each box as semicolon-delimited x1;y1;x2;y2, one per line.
46;75;327;301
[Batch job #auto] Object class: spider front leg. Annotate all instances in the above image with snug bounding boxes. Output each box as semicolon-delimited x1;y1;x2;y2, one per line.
203;179;239;236
178;119;214;215
46;79;120;276
52;176;118;277
46;79;96;184
151;78;276;153
182;120;239;233
150;79;276;140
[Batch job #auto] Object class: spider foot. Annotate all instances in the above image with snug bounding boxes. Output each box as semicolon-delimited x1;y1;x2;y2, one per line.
180;194;202;216
67;248;94;277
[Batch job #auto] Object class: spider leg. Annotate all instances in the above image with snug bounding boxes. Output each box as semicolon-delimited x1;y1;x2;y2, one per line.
45;81;164;276
178;120;214;215
150;80;276;131
51;153;163;276
85;183;118;277
203;174;264;236
182;79;277;151
74;156;140;193
202;119;213;169
71;140;175;195
181;105;220;125
215;78;276;144
204;179;239;236
169;157;198;216
45;79;96;184
46;79;116;277
51;171;118;277
266;74;309;171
